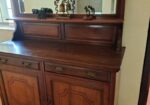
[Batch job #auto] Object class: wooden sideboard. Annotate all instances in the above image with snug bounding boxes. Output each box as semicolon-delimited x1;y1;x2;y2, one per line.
0;0;125;104
0;37;125;105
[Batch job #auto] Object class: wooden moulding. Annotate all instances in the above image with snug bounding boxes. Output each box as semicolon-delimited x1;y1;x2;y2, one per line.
9;17;124;24
11;17;123;51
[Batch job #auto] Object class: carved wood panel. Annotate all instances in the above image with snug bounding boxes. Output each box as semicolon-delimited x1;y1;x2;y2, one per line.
2;71;41;105
65;24;117;46
46;73;109;105
22;22;61;39
53;81;102;105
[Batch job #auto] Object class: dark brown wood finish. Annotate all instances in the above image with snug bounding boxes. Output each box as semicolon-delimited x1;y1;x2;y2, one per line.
0;40;124;71
0;72;8;105
0;0;126;105
10;17;123;50
10;17;124;24
0;55;40;70
10;17;124;48
64;24;118;46
46;72;110;105
0;63;46;105
116;0;125;18
45;62;111;82
2;71;41;105
22;22;61;39
0;40;125;105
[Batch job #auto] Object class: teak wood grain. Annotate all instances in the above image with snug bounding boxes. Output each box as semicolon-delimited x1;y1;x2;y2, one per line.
0;0;126;104
11;17;123;51
0;55;40;70
0;40;124;71
2;71;41;105
65;24;117;45
9;17;124;24
45;62;111;82
22;22;61;39
0;64;47;105
46;72;110;105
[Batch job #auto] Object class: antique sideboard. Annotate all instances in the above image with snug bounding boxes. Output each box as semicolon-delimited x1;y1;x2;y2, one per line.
0;0;125;105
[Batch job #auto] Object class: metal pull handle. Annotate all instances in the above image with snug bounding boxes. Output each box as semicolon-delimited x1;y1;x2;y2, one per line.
0;58;8;64
86;71;96;78
22;61;32;68
55;66;64;73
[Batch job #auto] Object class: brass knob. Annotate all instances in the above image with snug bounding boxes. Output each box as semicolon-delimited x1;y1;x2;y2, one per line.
0;58;8;64
55;67;64;73
0;58;2;63
86;71;96;78
22;62;32;68
3;59;8;64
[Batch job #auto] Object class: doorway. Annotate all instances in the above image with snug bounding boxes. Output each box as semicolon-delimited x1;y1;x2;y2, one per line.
138;21;150;105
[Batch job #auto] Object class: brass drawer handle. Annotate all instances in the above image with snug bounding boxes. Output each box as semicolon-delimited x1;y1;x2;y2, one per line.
54;67;64;73
22;62;32;68
0;58;8;64
86;71;96;78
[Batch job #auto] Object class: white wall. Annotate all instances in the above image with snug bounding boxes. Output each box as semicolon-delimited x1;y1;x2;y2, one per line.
118;0;150;105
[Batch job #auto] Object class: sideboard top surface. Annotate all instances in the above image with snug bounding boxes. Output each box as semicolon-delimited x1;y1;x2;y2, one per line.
0;40;125;72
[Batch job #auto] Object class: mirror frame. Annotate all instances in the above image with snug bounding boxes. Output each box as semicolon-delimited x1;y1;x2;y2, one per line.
11;0;125;19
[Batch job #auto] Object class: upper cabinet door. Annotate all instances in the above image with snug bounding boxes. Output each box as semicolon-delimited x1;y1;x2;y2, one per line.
46;72;110;105
2;70;41;105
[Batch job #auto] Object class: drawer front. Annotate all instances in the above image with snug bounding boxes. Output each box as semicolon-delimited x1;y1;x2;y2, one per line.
0;56;40;70
22;22;61;39
65;24;117;45
45;62;110;82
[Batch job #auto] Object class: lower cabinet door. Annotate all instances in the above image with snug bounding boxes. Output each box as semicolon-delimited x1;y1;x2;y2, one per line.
2;70;41;105
46;73;110;105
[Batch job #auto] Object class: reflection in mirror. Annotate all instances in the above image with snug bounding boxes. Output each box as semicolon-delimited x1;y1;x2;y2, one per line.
18;0;117;14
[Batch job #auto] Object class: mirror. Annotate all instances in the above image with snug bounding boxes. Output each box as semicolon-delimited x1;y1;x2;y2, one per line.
18;0;117;15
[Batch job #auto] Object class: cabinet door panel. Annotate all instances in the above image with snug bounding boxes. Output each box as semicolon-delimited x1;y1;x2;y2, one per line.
2;71;41;105
71;85;101;105
46;73;109;105
53;82;70;105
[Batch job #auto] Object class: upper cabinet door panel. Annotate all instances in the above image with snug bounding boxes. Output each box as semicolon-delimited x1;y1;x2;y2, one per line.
2;71;41;105
22;22;61;39
65;24;117;45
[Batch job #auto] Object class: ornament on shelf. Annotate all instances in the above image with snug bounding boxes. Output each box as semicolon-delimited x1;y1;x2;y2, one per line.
32;8;53;19
83;5;96;20
54;0;75;19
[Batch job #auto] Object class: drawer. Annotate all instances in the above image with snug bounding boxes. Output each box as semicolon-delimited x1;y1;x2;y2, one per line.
0;56;40;70
45;62;110;82
22;22;61;39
